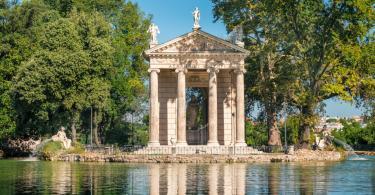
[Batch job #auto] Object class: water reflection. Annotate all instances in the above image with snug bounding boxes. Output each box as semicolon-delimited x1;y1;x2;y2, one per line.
150;163;247;195
0;157;373;194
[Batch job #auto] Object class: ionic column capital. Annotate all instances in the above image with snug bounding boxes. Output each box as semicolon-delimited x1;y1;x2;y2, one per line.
234;68;246;74
175;68;188;74
148;68;160;73
207;66;219;74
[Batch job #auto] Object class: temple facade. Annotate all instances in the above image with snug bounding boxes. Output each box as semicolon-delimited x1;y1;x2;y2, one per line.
144;28;249;147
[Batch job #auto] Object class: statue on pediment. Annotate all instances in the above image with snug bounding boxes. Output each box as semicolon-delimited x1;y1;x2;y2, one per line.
192;7;200;29
148;23;160;45
229;25;244;47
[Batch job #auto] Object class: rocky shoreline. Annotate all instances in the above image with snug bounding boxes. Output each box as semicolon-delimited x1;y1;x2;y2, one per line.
355;151;375;156
56;149;343;163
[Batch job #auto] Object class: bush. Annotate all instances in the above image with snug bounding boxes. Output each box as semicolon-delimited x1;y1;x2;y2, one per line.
331;121;375;146
65;142;85;154
105;122;149;145
39;141;64;160
245;121;268;146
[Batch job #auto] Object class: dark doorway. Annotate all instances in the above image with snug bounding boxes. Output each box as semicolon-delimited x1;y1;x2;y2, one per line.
186;87;208;145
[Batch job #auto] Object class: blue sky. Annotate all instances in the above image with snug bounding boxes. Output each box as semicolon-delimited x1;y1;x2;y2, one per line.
131;0;364;117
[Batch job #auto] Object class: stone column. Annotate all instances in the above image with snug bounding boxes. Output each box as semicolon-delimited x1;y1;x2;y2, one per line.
148;68;160;147
235;68;247;146
176;68;187;146
207;67;219;146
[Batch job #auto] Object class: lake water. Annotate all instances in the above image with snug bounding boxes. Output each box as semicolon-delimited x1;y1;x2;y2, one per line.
0;156;373;194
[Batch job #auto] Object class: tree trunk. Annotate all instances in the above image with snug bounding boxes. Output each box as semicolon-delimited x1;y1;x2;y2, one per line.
93;108;100;145
71;120;77;145
299;104;314;149
71;111;79;145
266;104;282;146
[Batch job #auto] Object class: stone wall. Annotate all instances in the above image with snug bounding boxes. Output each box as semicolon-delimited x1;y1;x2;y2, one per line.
133;146;262;155
57;149;342;163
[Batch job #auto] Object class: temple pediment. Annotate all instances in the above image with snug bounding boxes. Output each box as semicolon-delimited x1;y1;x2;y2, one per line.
145;30;249;56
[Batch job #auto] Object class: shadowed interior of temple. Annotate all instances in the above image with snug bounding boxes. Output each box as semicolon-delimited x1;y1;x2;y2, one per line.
186;87;208;145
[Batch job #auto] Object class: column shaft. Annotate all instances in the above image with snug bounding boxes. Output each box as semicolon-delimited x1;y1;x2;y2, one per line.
207;67;219;146
235;69;247;146
148;69;160;147
176;68;187;145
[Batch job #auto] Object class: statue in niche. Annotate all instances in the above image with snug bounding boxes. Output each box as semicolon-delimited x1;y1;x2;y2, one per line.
187;95;199;130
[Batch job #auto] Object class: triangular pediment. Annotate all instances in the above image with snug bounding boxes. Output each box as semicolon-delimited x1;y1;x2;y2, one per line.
145;30;249;56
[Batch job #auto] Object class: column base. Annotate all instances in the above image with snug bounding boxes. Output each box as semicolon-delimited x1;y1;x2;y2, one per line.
207;141;220;146
148;142;160;147
176;141;188;146
235;141;247;147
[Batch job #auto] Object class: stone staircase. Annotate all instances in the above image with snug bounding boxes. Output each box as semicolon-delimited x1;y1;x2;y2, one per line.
132;145;263;155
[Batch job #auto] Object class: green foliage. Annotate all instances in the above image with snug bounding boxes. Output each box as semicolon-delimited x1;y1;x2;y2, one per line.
105;118;149;146
0;0;54;139
245;121;268;146
0;0;150;145
245;115;302;146
280;115;300;145
332;121;375;146
326;118;338;123
211;0;374;147
39;140;64;160
66;142;85;154
211;0;303;146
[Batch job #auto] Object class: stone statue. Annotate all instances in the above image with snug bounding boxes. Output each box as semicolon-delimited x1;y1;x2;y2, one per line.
147;23;160;45
192;7;200;29
187;95;199;130
230;25;244;47
51;127;71;149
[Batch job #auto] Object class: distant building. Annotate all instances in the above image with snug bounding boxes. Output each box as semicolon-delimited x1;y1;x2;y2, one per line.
315;117;343;134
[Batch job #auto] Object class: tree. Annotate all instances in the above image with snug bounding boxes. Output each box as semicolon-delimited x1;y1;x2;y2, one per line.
13;17;89;138
0;0;56;138
332;120;375;146
47;0;151;144
12;9;113;145
212;0;374;148
281;0;374;148
211;0;300;146
2;0;151;146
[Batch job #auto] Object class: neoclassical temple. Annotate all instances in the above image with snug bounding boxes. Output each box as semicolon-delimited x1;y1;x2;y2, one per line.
145;9;249;148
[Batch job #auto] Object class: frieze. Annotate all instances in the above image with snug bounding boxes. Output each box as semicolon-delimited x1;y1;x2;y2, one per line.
149;55;244;70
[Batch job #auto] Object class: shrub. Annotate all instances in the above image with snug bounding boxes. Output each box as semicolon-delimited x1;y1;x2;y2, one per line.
39;141;64;160
65;142;85;154
245;121;268;146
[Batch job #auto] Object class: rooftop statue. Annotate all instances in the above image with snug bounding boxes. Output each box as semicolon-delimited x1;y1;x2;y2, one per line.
148;23;160;45
229;25;244;47
192;7;200;29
